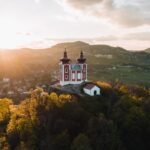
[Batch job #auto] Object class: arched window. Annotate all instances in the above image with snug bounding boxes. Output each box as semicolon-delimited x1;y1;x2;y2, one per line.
65;67;68;73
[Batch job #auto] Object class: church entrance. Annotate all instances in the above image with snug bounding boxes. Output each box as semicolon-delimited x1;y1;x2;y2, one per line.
94;90;97;96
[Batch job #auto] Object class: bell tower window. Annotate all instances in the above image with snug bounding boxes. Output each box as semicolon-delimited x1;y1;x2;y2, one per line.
65;67;68;73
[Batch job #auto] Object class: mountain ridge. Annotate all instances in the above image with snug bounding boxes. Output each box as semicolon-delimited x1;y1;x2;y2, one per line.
0;41;149;86
0;41;149;52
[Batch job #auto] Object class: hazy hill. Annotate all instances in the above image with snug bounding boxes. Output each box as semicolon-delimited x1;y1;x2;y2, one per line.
145;48;150;53
0;41;149;86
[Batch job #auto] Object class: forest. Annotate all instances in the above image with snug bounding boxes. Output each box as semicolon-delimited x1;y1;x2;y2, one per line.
0;82;150;150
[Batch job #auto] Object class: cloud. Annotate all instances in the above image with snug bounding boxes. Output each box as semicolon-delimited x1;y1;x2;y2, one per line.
34;0;40;4
94;32;150;41
60;0;150;27
64;0;103;9
45;31;150;43
94;35;119;41
16;32;32;36
123;32;150;41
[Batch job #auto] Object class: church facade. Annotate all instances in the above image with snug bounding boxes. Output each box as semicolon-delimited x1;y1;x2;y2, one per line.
59;50;87;86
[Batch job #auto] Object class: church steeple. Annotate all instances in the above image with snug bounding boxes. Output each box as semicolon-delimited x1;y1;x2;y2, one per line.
63;49;67;58
77;51;86;64
60;49;70;64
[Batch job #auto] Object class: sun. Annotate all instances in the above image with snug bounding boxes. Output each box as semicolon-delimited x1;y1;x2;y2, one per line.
0;17;26;49
0;32;19;49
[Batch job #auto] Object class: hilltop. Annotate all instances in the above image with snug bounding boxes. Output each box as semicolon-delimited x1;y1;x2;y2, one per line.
0;83;150;150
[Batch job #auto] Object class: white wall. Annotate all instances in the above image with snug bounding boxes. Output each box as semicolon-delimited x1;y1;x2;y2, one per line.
83;88;91;95
91;86;100;95
59;63;87;86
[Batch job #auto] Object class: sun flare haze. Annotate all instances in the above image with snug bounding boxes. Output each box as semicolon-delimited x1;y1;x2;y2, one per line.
0;0;150;50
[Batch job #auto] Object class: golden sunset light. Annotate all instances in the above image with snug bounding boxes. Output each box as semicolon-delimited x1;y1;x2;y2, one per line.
0;1;149;150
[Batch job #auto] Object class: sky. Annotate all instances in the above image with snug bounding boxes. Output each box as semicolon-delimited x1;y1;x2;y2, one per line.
0;0;150;50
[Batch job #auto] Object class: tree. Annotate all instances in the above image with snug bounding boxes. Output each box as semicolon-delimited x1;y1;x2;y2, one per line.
51;130;70;150
87;114;122;150
0;98;13;125
59;94;72;103
71;133;92;150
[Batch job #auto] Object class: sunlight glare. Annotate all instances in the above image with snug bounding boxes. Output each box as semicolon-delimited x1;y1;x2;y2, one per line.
0;17;25;49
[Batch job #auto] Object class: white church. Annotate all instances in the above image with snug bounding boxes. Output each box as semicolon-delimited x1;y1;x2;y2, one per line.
59;50;101;96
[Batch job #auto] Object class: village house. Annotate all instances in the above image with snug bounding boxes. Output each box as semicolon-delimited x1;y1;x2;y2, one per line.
83;84;101;96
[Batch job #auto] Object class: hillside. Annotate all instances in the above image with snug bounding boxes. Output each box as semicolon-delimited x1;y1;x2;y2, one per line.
0;41;149;86
0;84;150;150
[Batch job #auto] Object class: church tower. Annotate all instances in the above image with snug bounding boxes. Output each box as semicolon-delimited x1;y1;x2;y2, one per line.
77;51;87;81
59;50;71;85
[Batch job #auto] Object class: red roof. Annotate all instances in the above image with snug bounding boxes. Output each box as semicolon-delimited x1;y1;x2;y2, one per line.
84;84;96;90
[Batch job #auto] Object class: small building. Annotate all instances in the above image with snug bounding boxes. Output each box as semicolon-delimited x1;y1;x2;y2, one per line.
83;84;101;96
3;78;10;83
8;91;15;95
